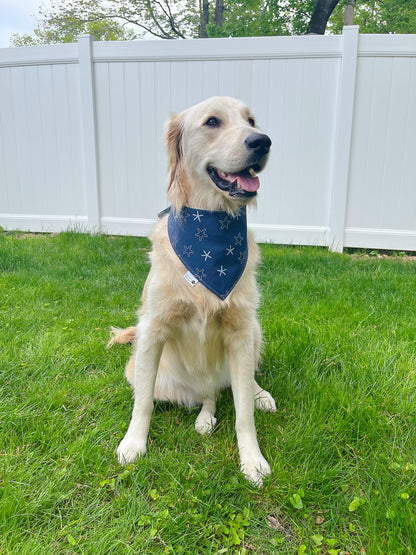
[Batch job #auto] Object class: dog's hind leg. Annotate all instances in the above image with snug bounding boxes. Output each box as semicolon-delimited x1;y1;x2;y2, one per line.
254;381;276;413
124;354;135;386
195;397;217;435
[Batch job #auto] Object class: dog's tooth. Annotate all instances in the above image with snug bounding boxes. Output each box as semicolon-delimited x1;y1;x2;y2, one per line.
237;179;241;189
218;171;228;179
249;168;257;178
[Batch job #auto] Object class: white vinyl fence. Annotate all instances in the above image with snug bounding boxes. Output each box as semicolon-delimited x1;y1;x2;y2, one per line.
1;27;416;252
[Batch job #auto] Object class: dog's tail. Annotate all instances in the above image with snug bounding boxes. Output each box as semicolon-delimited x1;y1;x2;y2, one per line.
107;326;137;348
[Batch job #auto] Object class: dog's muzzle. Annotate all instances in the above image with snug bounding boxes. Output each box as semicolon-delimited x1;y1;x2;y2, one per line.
207;132;271;198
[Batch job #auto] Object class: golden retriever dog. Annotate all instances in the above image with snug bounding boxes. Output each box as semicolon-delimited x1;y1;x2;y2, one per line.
110;96;275;486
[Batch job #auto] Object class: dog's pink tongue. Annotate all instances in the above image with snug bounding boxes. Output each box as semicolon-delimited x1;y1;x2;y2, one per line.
221;170;260;192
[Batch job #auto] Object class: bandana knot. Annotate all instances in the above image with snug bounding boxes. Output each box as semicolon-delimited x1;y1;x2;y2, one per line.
167;206;248;300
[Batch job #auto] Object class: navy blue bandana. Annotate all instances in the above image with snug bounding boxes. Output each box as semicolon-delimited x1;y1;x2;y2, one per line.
167;206;248;300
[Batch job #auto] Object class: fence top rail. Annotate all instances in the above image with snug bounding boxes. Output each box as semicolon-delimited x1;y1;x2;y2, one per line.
0;34;342;69
358;33;416;57
1;33;416;69
92;35;342;62
0;43;79;68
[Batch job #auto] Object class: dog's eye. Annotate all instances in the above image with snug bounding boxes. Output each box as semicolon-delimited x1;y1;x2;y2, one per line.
205;117;221;128
248;117;256;127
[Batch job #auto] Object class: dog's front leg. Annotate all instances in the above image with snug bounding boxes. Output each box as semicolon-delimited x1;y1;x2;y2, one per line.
117;319;164;465
228;331;271;487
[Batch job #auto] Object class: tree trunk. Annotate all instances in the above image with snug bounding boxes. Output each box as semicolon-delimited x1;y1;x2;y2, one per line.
215;0;224;27
201;0;209;37
344;1;355;26
307;0;340;34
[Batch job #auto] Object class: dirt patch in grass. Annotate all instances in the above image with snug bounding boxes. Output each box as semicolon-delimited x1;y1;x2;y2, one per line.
352;253;416;262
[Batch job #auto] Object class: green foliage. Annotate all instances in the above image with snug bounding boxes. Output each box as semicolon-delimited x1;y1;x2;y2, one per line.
8;0;321;46
1;232;416;553
10;1;138;46
330;0;416;34
348;496;365;512
207;0;316;37
290;489;305;510
10;0;200;46
8;0;416;46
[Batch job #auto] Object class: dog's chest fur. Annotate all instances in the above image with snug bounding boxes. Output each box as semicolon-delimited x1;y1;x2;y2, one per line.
140;216;260;402
163;315;229;382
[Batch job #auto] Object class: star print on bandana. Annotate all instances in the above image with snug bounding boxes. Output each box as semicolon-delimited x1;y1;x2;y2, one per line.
234;232;244;246
192;211;203;222
195;227;208;242
167;205;248;300
183;245;193;257
195;268;207;279
202;250;212;261
219;215;231;230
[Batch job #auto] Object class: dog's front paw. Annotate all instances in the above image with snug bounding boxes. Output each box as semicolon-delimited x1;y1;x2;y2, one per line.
255;390;276;413
195;412;217;435
240;456;271;488
117;435;146;465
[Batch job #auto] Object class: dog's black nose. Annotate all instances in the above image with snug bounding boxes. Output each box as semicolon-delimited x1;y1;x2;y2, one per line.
245;133;271;155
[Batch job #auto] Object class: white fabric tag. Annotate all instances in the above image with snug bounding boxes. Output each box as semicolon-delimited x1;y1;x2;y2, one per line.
184;271;199;287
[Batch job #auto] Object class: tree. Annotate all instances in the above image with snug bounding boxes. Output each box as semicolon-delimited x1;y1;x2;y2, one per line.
214;0;224;26
307;0;341;33
10;16;136;46
330;0;416;34
10;0;201;46
9;0;416;47
205;0;318;38
10;0;333;45
200;0;210;37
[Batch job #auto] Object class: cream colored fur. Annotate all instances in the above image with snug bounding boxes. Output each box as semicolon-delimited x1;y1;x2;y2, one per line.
112;97;276;486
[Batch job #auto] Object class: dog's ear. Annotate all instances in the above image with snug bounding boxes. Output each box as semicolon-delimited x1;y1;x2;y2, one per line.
165;113;183;186
165;113;189;210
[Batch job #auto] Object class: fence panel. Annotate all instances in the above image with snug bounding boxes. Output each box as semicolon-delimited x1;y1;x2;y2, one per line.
0;45;86;231
1;31;416;251
90;35;342;241
344;34;416;250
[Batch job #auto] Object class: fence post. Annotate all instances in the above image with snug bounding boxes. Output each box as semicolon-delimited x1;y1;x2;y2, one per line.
328;25;359;253
78;34;100;231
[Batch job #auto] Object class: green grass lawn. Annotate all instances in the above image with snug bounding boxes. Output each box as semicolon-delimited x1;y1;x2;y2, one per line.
1;230;416;554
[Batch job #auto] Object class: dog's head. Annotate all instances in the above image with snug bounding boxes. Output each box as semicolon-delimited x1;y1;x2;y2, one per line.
165;96;271;213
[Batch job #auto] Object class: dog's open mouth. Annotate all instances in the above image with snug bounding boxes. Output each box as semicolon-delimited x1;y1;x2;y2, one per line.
207;166;260;198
